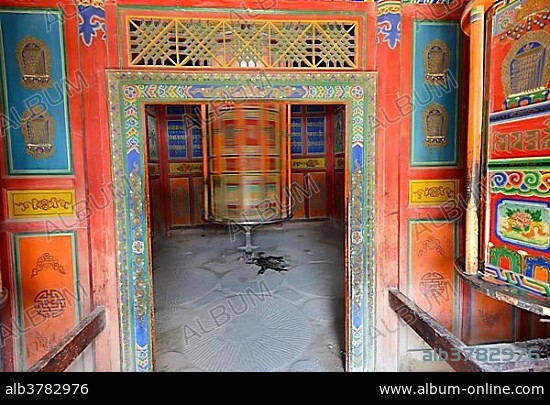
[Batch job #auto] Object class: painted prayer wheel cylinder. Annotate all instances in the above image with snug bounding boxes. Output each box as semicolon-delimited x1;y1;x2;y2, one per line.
205;104;291;224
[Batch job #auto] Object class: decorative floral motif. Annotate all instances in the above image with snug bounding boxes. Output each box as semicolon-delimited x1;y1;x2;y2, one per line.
351;86;365;100
496;0;549;40
31;253;66;278
132;241;144;255
377;2;401;50
77;1;106;47
418;237;445;257
123;85;139;101
491;170;550;197
497;200;550;250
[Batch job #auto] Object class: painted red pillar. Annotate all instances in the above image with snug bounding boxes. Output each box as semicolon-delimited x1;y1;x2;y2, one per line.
374;0;402;372
78;0;120;371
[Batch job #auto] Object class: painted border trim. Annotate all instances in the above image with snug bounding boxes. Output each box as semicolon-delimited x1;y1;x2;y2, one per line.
106;71;377;372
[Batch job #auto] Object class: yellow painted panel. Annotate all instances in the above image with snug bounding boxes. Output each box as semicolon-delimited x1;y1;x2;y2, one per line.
409;180;459;206
169;162;203;175
292;158;326;169
8;190;76;219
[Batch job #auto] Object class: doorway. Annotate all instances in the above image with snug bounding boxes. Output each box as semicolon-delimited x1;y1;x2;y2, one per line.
149;103;347;371
106;71;376;372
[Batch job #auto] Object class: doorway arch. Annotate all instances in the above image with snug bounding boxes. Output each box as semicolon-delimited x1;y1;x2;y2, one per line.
106;71;377;371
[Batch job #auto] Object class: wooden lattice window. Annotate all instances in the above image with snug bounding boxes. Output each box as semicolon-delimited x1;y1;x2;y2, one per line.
127;17;357;69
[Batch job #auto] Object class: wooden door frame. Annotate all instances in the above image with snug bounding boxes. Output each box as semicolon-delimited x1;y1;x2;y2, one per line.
106;70;377;372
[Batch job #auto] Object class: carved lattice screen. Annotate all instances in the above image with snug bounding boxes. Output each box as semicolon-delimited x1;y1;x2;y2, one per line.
127;17;358;69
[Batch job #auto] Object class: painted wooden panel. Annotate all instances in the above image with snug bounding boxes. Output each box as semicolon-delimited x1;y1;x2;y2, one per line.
490;0;550;112
488;195;549;258
290;105;332;220
12;233;78;370
488;168;550;295
494;199;549;252
291;117;303;155
488;115;550;164
291;173;306;220
170;177;191;227
306;117;326;154
146;113;159;162
7;190;75;219
169;162;203;175
148;163;160;177
335;157;345;170
408;179;459;207
411;21;461;167
193;176;205;225
334;171;345;223
408;220;458;332
484;1;550;303
308;172;327;219
167;119;187;159
334;108;345;155
166;105;201;160
483;191;550;297
292;158;326;169
149;178;164;239
467;290;515;345
163;105;205;228
0;11;72;175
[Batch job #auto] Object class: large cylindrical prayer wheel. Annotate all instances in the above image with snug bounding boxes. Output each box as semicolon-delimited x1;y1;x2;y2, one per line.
204;104;291;224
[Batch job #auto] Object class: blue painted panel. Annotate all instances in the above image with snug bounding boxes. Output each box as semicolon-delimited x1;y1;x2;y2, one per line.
305;105;325;113
191;124;202;159
167;105;185;115
0;10;71;174
291;117;302;155
167;120;187;159
306;117;325;154
411;21;461;167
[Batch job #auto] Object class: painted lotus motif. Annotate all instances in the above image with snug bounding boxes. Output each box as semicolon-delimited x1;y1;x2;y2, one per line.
497;200;550;250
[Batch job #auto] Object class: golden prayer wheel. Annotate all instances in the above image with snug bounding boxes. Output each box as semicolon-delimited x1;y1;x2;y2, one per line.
204;104;291;225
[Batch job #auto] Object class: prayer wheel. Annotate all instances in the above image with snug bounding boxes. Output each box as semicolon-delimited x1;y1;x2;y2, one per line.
204;104;291;225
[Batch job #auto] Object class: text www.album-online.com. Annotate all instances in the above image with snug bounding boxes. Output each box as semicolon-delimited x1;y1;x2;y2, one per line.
379;384;545;396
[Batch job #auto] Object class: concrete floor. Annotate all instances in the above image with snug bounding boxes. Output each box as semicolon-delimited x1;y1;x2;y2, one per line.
153;221;345;372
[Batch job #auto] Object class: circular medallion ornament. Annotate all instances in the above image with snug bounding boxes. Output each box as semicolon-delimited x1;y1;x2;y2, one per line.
351;85;364;100
34;289;67;318
123;85;139;101
419;272;448;300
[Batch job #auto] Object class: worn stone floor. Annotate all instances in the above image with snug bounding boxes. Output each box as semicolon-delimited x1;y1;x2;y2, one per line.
153;221;345;372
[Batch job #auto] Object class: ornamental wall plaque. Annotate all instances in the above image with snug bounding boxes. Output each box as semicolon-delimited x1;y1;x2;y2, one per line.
423;103;449;147
20;106;55;159
16;36;52;90
503;30;550;98
424;39;450;86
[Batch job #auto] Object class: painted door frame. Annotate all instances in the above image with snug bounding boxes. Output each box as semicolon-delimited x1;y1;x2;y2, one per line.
106;70;377;372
